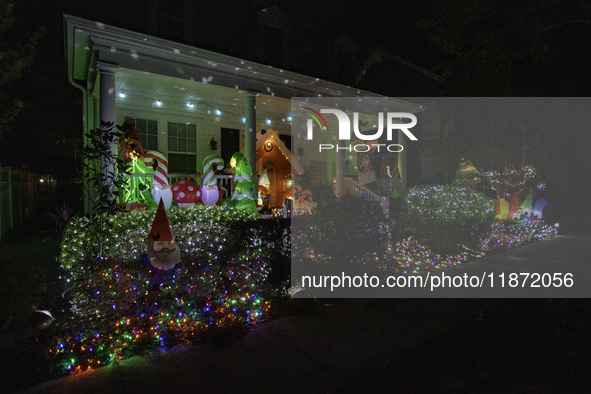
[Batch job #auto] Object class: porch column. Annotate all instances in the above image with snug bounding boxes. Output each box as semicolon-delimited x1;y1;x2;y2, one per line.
244;91;257;175
335;148;345;198
97;62;118;184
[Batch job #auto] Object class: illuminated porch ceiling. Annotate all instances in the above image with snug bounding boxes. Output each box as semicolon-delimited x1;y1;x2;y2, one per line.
64;15;423;132
114;67;294;128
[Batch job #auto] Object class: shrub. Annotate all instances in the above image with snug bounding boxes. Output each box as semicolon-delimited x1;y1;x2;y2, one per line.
304;195;389;259
59;205;258;280
51;205;276;374
505;221;558;242
401;184;495;251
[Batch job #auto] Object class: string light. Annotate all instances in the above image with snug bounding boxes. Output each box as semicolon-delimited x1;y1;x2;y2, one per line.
270;208;311;218
53;205;269;374
54;197;557;376
480;164;537;198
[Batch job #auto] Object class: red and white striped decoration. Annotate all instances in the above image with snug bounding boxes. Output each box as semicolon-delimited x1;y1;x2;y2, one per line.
143;150;169;186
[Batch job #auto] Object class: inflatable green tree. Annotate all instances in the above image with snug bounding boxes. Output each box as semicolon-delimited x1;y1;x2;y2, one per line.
229;152;259;214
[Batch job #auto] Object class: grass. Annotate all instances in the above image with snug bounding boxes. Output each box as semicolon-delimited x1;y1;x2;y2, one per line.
0;233;61;323
0;221;63;391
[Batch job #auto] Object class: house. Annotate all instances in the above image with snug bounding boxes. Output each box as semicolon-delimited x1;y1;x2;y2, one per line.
64;15;422;214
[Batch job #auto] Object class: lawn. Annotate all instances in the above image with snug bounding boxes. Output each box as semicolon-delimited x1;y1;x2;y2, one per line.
0;224;63;390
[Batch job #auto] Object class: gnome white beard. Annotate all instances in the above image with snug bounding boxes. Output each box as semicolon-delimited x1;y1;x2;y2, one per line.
152;184;173;210
201;185;219;206
145;240;180;270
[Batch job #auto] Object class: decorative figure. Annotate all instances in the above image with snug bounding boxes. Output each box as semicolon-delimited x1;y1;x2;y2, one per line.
299;189;313;204
201;155;225;206
257;185;269;211
495;198;510;220
209;137;218;151
452;157;481;189
530;198;549;222
229;152;258;214
508;194;523;219
519;188;534;218
171;179;201;207
145;199;180;270
143;151;173;209
118;122;153;207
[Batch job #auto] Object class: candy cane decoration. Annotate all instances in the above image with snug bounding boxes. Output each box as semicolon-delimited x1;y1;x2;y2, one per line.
201;155;224;205
143;150;173;209
202;155;225;187
143;151;168;186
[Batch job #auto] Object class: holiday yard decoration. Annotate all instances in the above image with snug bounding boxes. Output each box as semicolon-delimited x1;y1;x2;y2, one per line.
171;179;201;207
229;152;258;214
201;155;225;206
122;157;155;208
452;157;481;189
143;151;173;209
480;164;544;222
145;199;180;270
53;203;266;375
482;164;536;199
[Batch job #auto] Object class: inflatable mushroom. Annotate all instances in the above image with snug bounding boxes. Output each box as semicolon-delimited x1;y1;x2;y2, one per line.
171;179;201;207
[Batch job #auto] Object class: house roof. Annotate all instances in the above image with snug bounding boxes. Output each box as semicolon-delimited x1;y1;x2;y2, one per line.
64;15;423;131
356;47;444;97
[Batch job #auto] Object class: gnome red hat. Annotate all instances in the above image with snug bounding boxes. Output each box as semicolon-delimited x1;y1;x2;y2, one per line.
147;199;174;242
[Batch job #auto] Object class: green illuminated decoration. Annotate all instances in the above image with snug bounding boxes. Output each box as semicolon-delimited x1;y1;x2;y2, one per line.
123;157;155;208
229;152;259;215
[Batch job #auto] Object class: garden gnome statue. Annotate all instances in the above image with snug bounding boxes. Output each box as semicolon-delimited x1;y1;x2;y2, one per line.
145;199;180;270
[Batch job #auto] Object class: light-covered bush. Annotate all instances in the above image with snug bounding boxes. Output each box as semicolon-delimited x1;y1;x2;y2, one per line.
59;205;258;279
401;184;495;251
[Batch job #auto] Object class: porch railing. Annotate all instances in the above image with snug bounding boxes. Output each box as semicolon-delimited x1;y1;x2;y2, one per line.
343;176;389;217
121;173;234;202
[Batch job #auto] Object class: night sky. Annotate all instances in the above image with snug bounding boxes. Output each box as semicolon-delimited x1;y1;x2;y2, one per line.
1;0;590;223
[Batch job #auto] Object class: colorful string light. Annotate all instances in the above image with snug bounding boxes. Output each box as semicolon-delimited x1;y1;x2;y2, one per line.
54;199;557;376
480;164;537;198
53;205;269;375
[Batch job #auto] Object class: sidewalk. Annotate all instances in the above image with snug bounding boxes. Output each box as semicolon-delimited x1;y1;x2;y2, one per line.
444;233;591;297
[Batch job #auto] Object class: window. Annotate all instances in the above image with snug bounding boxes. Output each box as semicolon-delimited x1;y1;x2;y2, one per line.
221;128;239;167
125;117;158;151
168;122;197;173
279;133;291;152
